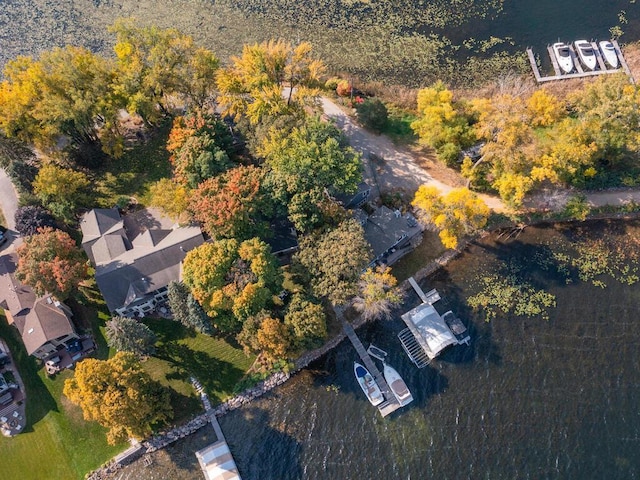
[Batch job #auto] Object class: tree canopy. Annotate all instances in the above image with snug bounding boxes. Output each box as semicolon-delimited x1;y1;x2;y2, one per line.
182;238;283;333
352;266;403;321
63;352;172;445
284;294;327;350
105;316;157;356
16;227;88;299
216;40;324;124
14;205;56;236
189;165;271;240
412;186;489;249
32;163;90;222
259;117;361;232
294;219;372;305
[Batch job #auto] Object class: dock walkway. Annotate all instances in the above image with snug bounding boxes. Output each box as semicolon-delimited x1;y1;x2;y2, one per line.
339;314;400;417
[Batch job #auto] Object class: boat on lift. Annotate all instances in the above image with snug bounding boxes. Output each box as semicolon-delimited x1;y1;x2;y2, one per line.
599;40;619;69
382;362;413;407
552;42;574;74
574;40;597;70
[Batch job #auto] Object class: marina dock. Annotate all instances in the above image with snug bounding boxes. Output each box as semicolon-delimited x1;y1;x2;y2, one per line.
527;40;634;84
340;315;401;417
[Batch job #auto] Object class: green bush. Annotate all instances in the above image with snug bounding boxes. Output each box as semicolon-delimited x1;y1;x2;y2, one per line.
437;142;461;167
324;77;341;91
355;98;388;133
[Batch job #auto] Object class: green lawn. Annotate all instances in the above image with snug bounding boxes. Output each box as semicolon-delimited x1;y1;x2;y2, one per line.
142;318;255;421
380;104;418;145
92;122;172;208
391;230;447;282
0;314;125;480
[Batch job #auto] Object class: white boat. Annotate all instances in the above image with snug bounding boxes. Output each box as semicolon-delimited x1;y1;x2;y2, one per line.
599;40;619;69
574;40;597;70
382;363;413;407
354;362;384;406
552;42;574;74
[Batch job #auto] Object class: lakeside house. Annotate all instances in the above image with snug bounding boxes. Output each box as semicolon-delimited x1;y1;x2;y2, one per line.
80;207;204;318
0;253;86;363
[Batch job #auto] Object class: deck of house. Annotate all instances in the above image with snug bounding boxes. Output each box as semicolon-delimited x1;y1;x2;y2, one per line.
527;40;634;84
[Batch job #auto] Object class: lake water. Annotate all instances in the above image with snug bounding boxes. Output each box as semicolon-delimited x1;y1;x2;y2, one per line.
216;220;640;479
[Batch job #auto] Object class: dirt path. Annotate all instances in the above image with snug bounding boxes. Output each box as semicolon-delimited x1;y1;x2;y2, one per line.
320;97;506;211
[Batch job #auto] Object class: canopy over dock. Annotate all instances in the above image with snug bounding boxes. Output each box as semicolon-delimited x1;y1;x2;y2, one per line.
401;303;458;360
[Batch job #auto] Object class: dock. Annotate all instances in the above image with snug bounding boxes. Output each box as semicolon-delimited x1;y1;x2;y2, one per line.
340;315;401;417
527;39;634;84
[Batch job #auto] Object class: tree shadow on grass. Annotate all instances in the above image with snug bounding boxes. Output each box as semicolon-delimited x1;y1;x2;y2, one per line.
155;342;245;403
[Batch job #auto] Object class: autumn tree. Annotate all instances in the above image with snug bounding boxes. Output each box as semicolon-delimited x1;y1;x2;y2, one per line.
148;178;190;223
32;163;89;222
526;89;565;127
189;165;271;240
256;317;291;361
63;352;172;445
111;19;219;124
105;316;157;356
16;227;88;299
284;294;327;349
411;81;474;166
14;205;56;236
259;117;361;232
352;266;403;321
293;219;372;305
412;186;489;249
0;46;123;163
216;40;324;124
166;109;234;188
182;238;283;333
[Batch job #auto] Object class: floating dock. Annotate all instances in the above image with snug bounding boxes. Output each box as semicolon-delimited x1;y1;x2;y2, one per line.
527;40;634;84
340;316;401;417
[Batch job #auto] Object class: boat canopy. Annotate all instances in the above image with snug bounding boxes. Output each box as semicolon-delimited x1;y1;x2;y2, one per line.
401;303;458;359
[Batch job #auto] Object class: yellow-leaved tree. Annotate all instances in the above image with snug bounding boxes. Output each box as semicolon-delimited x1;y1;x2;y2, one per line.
412;186;490;249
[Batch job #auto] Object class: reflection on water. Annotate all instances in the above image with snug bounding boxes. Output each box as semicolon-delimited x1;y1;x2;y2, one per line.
219;221;640;479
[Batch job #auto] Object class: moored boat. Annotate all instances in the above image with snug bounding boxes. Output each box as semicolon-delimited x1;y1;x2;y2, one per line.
382;363;413;407
552;42;574;74
574;40;597;70
599;40;619;69
354;362;384;406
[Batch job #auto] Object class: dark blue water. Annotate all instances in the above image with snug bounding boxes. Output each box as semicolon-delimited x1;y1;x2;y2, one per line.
219;221;640;479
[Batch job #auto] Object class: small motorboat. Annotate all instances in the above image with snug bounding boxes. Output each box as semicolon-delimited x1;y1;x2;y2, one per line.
552;42;574;74
354;362;384;406
574;40;597;70
599;40;619;69
382;362;413;407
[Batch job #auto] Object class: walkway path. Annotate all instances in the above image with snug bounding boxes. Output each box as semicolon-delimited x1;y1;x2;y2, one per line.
320;97;506;211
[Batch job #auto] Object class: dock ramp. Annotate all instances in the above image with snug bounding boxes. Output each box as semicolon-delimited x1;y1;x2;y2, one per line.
398;328;430;368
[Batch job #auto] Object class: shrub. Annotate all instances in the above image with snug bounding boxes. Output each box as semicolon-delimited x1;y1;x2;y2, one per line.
336;80;351;97
355;98;388;133
324;77;341;91
437;142;462;167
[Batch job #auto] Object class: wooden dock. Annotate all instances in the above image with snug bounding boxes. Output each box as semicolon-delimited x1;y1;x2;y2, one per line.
340;317;401;417
528;41;635;84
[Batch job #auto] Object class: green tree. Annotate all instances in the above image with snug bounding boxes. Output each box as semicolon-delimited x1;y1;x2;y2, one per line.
355;98;388;133
182;238;283;333
284;294;327;349
412;186;489;249
216;40;324;124
352;266;403;321
16;227;88;299
167;281;215;335
189;165;271;240
260;117;361;232
63;352;172;445
293;219;372;305
111;19;219;124
105;316;157;356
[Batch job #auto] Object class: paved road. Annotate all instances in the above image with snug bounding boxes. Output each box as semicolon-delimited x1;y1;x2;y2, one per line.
320;97;506;211
0;168;20;252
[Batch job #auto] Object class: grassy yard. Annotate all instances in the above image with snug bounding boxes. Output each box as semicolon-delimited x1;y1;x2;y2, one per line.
142;318;255;420
380;105;418;145
391;230;447;282
92;122;172;208
0;314;124;480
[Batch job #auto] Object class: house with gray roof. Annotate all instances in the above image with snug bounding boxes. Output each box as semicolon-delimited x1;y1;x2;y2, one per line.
0;254;79;360
80;208;204;317
356;206;423;267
